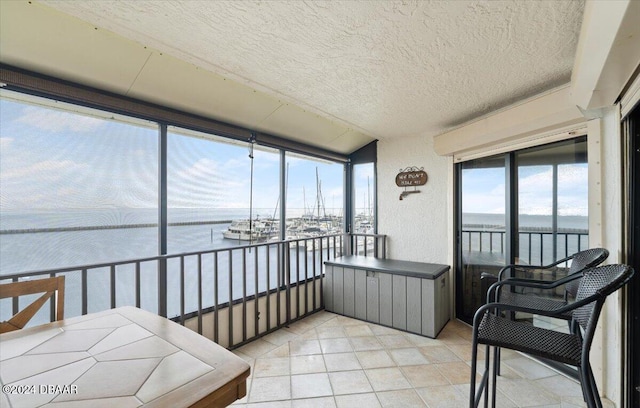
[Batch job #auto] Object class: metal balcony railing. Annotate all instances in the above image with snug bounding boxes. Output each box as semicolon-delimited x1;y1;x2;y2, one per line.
461;229;589;266
0;232;386;349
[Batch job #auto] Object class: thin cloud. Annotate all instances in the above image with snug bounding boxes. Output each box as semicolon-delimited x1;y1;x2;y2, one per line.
0;137;14;149
16;106;104;133
0;160;87;181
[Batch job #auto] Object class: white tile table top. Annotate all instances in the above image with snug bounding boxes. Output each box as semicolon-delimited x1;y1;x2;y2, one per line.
0;306;250;408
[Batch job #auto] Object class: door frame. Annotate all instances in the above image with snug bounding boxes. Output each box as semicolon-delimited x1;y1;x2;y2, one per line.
624;104;640;408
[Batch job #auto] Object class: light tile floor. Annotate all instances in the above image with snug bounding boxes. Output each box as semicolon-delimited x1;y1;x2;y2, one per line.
231;311;613;408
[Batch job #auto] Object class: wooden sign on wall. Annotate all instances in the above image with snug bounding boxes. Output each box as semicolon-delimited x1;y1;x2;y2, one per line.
395;167;428;187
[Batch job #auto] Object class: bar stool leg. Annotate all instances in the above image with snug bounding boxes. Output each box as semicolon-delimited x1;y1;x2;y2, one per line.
484;345;490;408
491;346;499;407
470;337;479;408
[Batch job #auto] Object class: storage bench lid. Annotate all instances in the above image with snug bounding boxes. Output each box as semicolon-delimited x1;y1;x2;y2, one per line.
324;256;449;280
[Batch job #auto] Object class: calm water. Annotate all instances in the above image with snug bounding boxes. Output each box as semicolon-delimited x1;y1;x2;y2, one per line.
462;212;589;265
0;209;587;322
0;208;338;322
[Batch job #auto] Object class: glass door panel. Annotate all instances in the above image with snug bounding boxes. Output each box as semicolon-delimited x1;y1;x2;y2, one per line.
455;137;589;329
515;138;588;331
458;155;507;323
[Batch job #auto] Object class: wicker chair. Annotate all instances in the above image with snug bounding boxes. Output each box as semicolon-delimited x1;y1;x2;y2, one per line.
488;248;609;308
469;264;634;408
486;248;609;375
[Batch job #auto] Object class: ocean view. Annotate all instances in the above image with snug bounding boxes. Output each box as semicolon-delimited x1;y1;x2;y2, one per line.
0;209;587;323
0;208;343;322
0;209;588;275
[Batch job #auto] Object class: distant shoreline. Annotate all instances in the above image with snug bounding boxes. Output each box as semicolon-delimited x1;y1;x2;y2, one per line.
463;224;588;233
0;220;233;235
1;222;588;235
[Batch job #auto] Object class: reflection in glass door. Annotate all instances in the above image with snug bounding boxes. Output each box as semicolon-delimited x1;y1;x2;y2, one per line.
457;155;507;323
515;138;588;331
456;137;589;325
516;138;588;266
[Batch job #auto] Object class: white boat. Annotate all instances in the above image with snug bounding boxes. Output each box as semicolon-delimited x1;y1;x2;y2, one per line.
222;219;277;242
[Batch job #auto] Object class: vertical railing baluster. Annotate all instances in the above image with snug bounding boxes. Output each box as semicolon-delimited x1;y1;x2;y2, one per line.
374;234;379;258
254;246;259;338
198;253;203;335
285;242;291;325
11;277;19;317
539;233;543;265
82;269;88;315
313;235;324;308
296;240;300;319
135;262;141;309
180;256;185;326
312;238;317;311
158;257;168;318
276;243;281;327
298;239;316;316
214;252;219;344
528;233;532;264
266;244;271;332
110;265;116;309
242;248;247;342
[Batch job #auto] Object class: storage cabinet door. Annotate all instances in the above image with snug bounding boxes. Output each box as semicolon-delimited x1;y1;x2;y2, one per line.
421;274;450;338
343;268;355;317
333;267;344;314
406;277;422;334
366;272;379;323
436;274;450;332
324;265;333;311
355;269;367;320
392;275;407;330
379;273;393;326
421;279;435;337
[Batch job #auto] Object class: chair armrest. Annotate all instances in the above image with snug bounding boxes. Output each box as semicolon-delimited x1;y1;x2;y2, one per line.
487;272;583;302
473;291;601;328
496;255;573;281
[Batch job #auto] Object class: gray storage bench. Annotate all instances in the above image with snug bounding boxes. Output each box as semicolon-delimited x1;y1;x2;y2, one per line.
323;255;450;338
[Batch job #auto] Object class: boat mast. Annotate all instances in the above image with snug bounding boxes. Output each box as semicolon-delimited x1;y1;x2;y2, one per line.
316;167;321;220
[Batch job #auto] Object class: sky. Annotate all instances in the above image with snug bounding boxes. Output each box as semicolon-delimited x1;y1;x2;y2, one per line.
462;162;588;217
0;95;349;217
1;93;586;219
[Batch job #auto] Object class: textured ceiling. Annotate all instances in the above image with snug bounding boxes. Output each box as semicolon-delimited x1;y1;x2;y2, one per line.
30;1;585;146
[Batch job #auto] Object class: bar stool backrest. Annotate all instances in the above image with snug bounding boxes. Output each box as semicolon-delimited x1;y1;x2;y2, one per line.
565;248;609;298
573;264;633;341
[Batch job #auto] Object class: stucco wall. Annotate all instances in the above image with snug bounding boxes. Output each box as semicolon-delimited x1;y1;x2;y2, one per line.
377;134;451;265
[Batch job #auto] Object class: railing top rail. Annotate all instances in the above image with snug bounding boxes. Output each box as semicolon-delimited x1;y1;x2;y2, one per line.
0;255;165;280
1;232;387;281
462;229;588;234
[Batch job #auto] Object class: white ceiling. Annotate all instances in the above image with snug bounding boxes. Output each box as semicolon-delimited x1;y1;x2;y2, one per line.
1;0;585;154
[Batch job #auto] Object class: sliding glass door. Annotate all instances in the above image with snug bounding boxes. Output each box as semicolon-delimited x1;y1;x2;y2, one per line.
456;137;588;324
457;154;508;323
